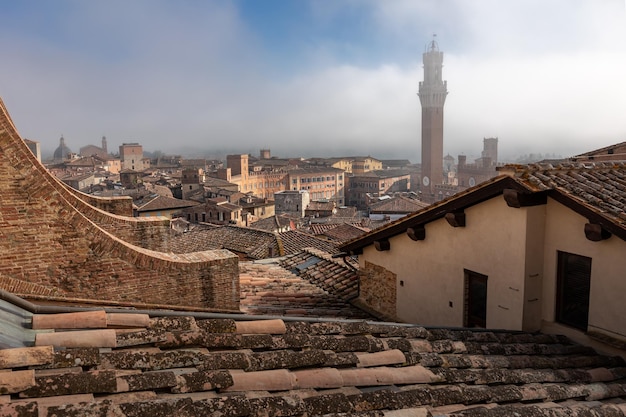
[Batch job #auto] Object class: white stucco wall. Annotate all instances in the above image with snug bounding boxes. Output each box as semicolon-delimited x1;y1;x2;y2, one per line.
541;199;626;339
361;195;531;330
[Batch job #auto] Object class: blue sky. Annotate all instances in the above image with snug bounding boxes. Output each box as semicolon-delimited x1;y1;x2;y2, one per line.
1;0;625;162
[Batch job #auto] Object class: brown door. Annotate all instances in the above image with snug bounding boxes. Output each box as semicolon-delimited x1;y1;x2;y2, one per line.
556;251;591;331
465;270;488;328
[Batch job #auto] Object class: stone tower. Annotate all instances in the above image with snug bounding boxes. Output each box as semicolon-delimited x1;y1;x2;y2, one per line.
418;38;448;196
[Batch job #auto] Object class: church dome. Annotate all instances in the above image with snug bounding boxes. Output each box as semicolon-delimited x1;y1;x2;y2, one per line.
53;136;72;161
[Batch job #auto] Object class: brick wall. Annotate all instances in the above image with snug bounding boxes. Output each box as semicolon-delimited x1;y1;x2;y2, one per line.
358;261;397;320
70;191;134;216
0;98;239;311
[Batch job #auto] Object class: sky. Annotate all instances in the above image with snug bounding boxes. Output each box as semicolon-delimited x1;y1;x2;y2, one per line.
1;0;625;163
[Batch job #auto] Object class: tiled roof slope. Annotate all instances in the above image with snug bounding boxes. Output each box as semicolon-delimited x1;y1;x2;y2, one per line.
3;306;626;416
343;162;626;252
369;195;429;213
279;248;359;301
321;222;371;243
277;230;341;255
164;224;281;259
249;214;298;232
505;161;626;231
239;260;369;319
136;195;199;212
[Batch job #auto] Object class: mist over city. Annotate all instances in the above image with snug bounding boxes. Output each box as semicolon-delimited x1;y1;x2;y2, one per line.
1;1;625;162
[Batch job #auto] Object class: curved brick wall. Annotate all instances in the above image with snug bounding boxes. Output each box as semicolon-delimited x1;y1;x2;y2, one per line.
0;98;239;310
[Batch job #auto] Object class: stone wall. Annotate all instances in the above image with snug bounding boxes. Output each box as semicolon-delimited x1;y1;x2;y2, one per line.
0;98;239;311
357;261;397;320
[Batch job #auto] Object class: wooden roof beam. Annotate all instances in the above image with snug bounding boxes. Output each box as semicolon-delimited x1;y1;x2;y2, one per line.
374;239;390;251
445;211;465;228
503;189;547;208
584;223;612;241
407;225;426;241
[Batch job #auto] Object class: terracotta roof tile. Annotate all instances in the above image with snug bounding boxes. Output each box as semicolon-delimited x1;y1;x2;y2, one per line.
368;195;429;213
163;224;280;259
277;230;340;255
136;195;199;212
279;248;359;300
3;291;626;415
239;260;369;319
511;162;626;227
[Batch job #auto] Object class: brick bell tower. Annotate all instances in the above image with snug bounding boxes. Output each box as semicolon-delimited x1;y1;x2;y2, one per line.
418;36;448;198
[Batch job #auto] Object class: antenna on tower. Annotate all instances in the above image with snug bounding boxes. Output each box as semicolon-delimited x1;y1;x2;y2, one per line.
427;33;439;52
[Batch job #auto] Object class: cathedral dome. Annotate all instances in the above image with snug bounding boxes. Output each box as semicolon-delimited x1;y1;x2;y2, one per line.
53;136;72;161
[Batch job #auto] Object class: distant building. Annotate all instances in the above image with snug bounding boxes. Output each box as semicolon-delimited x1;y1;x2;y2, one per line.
80;136;108;159
119;143;149;171
135;195;200;219
305;200;336;218
368;194;428;221
456;138;499;191
119;169;141;189
53;135;73;162
59;172;96;192
274;190;310;217
287;167;345;204
182;197;244;226
352;157;382;174
180;167;205;199
347;170;411;210
260;148;271;159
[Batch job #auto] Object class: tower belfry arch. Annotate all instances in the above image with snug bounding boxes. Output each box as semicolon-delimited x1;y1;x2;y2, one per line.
418;35;448;199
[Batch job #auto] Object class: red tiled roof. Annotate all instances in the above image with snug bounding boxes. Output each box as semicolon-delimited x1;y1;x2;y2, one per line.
369;195;429;213
277;230;340;255
321;223;370;243
164;224;280;259
279;248;359;300
136;195;200;212
239;260;369;319
2;297;626;416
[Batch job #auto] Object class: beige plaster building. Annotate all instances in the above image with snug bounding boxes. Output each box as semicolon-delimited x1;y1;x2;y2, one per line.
341;160;626;346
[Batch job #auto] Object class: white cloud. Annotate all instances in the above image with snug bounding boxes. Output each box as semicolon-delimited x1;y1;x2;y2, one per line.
0;1;624;162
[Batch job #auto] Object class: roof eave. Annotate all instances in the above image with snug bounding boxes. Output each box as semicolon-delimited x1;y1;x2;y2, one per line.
340;176;529;253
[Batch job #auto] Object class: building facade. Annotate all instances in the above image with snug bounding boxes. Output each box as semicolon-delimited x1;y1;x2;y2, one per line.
287;167;345;204
341;160;626;346
119;143;148;171
347;170;412;210
274;190;311;217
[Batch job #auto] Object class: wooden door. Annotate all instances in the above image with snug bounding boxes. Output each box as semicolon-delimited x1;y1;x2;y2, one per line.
556;251;591;331
465;270;488;328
